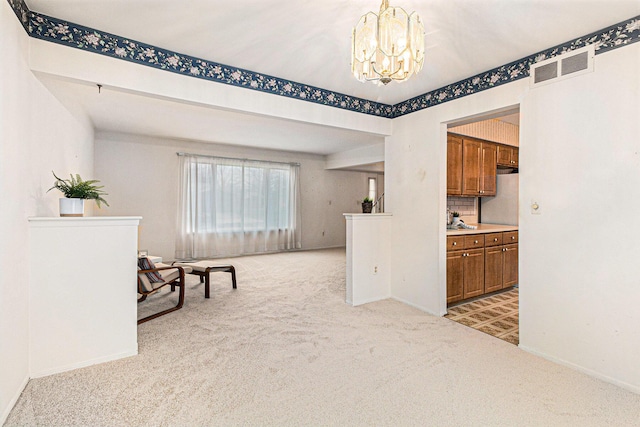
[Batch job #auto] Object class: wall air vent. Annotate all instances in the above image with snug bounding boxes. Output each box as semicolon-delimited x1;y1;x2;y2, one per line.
530;44;594;88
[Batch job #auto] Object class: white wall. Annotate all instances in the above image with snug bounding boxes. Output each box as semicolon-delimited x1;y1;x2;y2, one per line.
387;83;523;315
386;44;640;392
0;2;94;422
94;132;371;261
518;43;640;392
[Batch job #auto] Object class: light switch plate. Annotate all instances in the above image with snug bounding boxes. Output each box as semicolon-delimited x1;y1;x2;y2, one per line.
531;200;541;215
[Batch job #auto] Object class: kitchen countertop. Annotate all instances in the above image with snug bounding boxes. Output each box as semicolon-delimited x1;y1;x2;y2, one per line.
446;223;518;236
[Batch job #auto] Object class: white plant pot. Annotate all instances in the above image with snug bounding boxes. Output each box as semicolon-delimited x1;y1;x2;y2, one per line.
59;198;85;217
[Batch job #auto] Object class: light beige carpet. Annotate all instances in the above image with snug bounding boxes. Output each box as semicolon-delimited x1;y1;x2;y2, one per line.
5;248;640;426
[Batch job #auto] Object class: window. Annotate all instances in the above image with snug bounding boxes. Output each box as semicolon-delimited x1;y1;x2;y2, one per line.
368;177;377;203
176;155;301;259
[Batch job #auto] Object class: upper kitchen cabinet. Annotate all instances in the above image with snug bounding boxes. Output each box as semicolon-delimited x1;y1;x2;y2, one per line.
447;133;496;197
497;144;519;168
480;143;497;196
447;134;463;195
461;138;481;195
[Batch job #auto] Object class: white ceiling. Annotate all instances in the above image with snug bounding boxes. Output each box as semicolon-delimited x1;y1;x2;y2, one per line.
26;0;640;155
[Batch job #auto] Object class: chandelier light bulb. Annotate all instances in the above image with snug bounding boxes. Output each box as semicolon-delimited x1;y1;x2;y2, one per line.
351;0;425;85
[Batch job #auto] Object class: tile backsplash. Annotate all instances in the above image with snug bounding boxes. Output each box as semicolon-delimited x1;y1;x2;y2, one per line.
447;196;478;223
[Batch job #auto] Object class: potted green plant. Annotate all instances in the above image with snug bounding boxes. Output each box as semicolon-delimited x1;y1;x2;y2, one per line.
362;196;373;214
48;171;109;217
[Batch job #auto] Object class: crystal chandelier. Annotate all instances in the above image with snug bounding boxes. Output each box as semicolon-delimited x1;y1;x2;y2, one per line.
351;0;425;85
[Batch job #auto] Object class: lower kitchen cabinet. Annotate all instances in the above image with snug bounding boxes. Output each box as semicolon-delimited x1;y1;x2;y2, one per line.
484;243;519;292
484;245;504;293
447;230;518;305
463;248;485;298
446;248;484;304
502;243;518;287
446;251;464;303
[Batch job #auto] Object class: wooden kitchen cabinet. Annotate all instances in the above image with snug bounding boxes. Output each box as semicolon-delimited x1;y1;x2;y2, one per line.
463;248;485;299
446;250;464;303
446;249;485;303
484;245;504;293
484;241;519;292
461;138;481;196
447;230;519;305
446;236;485;304
447;133;497;197
497;144;519;168
480;143;497;196
502;243;519;288
447;135;463;195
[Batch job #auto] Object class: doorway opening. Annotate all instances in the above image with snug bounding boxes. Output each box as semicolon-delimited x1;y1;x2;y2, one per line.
443;106;520;345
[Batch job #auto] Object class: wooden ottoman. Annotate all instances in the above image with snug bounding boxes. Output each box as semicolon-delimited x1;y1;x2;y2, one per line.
173;261;237;298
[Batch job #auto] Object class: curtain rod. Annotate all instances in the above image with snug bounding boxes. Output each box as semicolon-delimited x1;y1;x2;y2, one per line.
176;152;300;167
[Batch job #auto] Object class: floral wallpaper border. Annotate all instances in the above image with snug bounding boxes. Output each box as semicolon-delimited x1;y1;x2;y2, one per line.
25;12;394;119
6;0;639;119
7;0;29;32
393;16;640;117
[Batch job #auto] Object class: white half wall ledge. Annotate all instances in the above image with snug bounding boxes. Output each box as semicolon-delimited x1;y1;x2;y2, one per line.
344;213;392;306
28;216;143;226
28;216;141;377
28;39;393;137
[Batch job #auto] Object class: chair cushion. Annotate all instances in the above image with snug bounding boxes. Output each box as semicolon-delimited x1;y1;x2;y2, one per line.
158;264;180;283
138;257;164;283
158;263;192;275
174;261;230;273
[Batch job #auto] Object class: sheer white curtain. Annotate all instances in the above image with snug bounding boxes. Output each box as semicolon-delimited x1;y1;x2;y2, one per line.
175;154;301;259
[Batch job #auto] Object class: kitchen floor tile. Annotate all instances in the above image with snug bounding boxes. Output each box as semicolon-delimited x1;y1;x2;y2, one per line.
445;288;519;345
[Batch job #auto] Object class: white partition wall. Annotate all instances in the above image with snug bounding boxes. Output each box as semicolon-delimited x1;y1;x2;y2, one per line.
344;213;392;306
28;217;141;377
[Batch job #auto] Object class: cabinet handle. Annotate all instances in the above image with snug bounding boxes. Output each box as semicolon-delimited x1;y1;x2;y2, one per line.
503;248;506;252
474;240;478;244
494;238;498;241
511;236;515;240
452;242;457;246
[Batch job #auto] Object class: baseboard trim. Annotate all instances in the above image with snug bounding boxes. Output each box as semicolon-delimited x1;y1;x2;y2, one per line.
297;245;346;251
0;374;29;425
349;294;391;306
519;344;640;395
391;296;439;316
30;348;138;379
